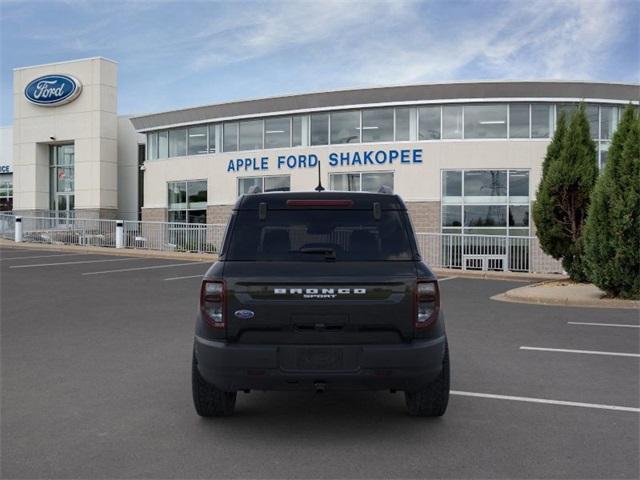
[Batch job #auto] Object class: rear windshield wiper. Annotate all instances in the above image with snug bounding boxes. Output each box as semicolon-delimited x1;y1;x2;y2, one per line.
298;247;336;260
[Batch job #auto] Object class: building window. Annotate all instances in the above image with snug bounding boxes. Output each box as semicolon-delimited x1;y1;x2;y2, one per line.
442;105;463;139
585;104;599;140
292;116;303;147
395;107;411;141
362;108;394;143
223;122;239;152
187;126;208;155
600;106;619;140
158;131;168;159
442;170;462;199
464;104;507;139
238;175;290;195
0;173;12;211
265;117;291;149
169;128;187;157
310;113;329;145
168;180;207;223
330;171;394;192
239;119;263;150
509;104;529;139
147;132;158;160
50;144;75;218
330;110;360;144
531;104;552;138
441;169;529;236
419;106;441;140
208;124;217;153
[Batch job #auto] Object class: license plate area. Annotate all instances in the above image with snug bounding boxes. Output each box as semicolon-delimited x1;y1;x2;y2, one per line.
279;346;360;372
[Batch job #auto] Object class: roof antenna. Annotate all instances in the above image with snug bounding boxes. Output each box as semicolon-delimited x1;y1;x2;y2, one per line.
314;159;325;192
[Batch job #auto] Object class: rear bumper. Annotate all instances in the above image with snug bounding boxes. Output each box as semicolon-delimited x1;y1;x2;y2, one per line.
194;335;447;392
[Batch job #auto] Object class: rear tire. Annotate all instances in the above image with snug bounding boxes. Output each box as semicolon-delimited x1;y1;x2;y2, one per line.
192;352;237;417
405;342;450;417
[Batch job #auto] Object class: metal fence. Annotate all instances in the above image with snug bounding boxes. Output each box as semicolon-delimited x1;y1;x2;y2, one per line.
1;213;563;273
20;216;118;248
0;213;15;240
415;232;563;274
122;220;225;253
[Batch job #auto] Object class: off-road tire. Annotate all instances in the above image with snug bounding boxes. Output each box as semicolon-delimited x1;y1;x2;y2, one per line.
192;353;237;417
405;342;450;417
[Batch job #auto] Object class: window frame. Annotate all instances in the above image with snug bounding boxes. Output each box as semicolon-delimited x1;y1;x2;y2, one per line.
237;175;291;196
440;168;530;236
167;179;208;223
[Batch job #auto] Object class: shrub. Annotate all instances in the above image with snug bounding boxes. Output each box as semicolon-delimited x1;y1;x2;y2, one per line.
584;106;640;298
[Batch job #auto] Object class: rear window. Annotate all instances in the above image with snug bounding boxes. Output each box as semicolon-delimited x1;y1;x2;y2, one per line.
225;209;415;261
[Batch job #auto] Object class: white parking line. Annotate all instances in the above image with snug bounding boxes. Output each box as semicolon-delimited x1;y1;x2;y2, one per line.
10;258;136;269
520;346;640;358
164;274;204;281
1;253;86;261
568;321;640;329
451;390;640;413
438;276;457;282
83;262;202;275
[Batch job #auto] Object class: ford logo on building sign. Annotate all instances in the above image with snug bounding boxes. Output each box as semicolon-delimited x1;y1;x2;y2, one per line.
24;74;82;106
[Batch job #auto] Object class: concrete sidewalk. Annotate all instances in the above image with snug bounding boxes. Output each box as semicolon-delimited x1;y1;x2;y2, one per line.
493;280;640;309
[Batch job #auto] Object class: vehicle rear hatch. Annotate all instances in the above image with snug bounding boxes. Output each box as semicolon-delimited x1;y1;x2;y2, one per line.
223;261;417;344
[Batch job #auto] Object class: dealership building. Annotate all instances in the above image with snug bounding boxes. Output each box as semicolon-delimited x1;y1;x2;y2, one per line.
5;57;638;239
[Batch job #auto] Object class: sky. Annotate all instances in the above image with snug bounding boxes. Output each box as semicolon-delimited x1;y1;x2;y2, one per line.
0;0;638;126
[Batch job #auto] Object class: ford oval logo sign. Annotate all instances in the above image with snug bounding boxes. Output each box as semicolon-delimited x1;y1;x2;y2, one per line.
24;74;82;106
234;309;255;320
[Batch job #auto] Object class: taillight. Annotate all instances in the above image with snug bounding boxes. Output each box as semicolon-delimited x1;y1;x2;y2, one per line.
415;280;439;328
201;280;225;329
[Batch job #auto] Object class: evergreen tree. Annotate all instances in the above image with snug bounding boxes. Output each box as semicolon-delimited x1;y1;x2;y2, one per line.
533;104;598;281
584;106;640;298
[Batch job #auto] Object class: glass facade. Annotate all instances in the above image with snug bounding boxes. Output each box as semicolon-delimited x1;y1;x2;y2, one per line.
168;180;207;223
237;175;290;195
362;108;394;143
264;117;291;149
419;106;440;140
49;144;75;218
143;103;624;164
330;172;394;192
442;169;529;236
330;110;360;144
464;104;507;139
0;173;12;211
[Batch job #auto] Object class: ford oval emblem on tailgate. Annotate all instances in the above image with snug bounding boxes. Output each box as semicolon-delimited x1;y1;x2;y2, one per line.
234;309;255;319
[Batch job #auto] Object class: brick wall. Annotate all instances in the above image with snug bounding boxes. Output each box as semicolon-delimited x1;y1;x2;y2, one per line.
207;205;233;225
405;201;441;233
141;208;167;223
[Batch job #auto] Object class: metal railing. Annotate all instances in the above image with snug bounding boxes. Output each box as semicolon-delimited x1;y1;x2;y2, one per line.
122;220;225;253
19;216;118;247
415;232;563;274
0;213;15;240
1;212;564;273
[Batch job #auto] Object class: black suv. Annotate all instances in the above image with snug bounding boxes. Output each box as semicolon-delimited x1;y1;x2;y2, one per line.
192;191;449;416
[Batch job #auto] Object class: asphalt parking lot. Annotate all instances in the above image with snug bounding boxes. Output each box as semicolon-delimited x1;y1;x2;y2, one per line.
1;245;638;479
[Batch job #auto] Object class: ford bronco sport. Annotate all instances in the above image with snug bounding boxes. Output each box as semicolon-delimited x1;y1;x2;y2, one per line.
192;191;449;417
